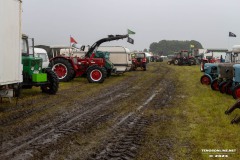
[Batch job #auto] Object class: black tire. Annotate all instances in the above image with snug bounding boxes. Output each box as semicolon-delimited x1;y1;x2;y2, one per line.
219;81;228;93
143;63;147;71
41;68;59;94
211;79;219;91
50;58;75;82
86;65;106;83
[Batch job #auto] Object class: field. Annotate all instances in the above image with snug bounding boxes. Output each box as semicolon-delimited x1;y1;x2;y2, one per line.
0;62;239;160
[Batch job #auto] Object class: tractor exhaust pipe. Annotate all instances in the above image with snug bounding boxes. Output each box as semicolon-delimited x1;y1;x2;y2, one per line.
225;100;240;115
231;115;240;124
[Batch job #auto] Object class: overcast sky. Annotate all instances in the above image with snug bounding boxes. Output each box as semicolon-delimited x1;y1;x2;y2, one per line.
22;0;240;51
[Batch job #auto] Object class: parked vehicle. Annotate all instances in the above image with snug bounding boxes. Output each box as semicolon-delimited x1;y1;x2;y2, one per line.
200;49;228;72
131;52;147;71
37;34;130;83
151;55;163;62
34;48;49;68
21;35;59;94
97;46;132;74
200;63;219;85
167;50;196;66
0;0;22;98
230;64;240;99
211;63;234;92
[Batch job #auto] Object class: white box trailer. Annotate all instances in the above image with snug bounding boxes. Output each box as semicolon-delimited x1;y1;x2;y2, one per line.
0;0;22;97
97;46;132;74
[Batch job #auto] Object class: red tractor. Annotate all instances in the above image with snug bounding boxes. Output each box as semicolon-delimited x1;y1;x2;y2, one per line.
167;50;196;66
36;34;130;83
131;52;147;71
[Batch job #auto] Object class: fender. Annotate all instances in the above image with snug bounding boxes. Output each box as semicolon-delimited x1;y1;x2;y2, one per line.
204;73;214;83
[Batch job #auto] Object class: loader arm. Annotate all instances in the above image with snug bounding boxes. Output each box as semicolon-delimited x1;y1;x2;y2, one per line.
85;34;129;58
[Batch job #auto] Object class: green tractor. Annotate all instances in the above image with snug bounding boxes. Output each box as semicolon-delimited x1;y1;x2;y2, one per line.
21;34;59;94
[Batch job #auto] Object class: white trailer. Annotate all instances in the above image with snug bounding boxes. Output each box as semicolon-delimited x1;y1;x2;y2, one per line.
97;46;132;74
0;0;22;98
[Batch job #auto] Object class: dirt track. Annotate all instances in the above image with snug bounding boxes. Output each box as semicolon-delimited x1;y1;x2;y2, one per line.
0;62;177;160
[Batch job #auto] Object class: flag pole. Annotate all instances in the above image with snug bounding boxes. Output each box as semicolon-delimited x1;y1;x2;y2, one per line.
69;35;71;57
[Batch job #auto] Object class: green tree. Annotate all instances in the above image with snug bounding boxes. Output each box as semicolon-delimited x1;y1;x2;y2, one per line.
149;40;203;55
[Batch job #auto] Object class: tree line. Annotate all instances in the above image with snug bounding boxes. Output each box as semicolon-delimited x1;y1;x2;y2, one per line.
149;40;203;55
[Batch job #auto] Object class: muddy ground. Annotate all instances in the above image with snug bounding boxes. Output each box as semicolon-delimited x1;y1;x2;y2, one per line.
0;62;184;160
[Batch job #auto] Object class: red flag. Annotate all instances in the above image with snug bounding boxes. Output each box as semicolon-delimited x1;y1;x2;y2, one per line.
70;36;77;44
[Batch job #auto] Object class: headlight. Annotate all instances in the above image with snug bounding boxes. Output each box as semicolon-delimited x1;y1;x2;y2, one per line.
31;67;34;71
39;67;41;70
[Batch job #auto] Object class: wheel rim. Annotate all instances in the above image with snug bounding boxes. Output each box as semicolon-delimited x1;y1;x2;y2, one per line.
90;69;102;81
235;88;240;99
213;81;219;90
201;76;211;85
52;63;67;79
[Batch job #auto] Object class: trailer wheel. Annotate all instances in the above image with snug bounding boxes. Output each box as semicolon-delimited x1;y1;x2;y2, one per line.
232;85;240;99
200;75;211;85
51;58;74;82
41;68;59;94
87;66;106;83
211;79;219;91
219;81;227;93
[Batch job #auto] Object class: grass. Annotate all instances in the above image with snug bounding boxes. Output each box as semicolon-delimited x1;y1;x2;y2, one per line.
138;64;240;160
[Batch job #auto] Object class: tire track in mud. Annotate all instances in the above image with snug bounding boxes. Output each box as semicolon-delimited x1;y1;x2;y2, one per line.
0;63;174;160
86;79;175;160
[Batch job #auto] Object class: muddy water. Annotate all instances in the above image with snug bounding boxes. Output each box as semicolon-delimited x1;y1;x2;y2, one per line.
0;63;176;160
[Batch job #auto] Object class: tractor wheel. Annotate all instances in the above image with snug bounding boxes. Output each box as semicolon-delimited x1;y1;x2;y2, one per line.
87;66;106;83
211;79;219;91
232;85;240;99
200;75;211;85
226;82;233;95
50;58;74;82
41;68;59;94
167;61;171;65
143;63;147;71
174;59;178;65
219;81;228;93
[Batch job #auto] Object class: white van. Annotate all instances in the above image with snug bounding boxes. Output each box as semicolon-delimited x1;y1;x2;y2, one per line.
34;48;49;68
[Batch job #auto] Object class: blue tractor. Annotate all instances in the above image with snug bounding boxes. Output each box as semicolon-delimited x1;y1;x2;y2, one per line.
200;63;219;85
231;64;240;99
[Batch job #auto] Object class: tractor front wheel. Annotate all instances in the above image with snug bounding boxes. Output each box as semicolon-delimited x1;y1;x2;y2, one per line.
200;75;211;85
41;68;59;94
232;85;240;99
87;66;107;83
211;79;219;91
50;58;74;82
219;81;228;93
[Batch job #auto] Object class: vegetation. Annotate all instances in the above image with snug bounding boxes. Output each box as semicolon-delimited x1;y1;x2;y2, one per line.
149;40;203;55
138;64;240;160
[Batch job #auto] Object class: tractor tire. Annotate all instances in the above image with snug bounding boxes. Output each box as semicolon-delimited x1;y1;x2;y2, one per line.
143;63;147;71
50;58;74;82
211;79;219;91
232;85;240;99
219;81;228;93
200;75;211;85
86;66;107;83
174;59;179;65
41;68;59;94
167;61;171;65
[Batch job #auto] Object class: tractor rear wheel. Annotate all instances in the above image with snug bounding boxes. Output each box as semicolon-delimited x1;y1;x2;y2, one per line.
200;75;211;85
143;63;147;71
41;68;59;94
232;85;240;99
50;58;74;82
211;79;219;91
174;59;178;65
87;66;107;83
